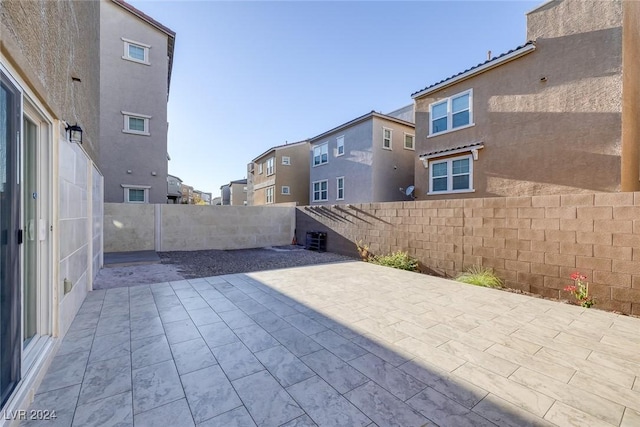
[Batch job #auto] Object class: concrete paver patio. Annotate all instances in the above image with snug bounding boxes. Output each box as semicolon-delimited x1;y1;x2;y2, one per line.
23;261;640;426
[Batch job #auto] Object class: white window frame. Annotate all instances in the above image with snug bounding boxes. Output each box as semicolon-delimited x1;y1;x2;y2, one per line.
312;180;328;202
266;157;275;176
313;143;329;166
282;156;291;165
122;38;151;65
281;186;290;195
336;136;345;156
122;111;151;136
428;89;474;137
122;184;151;203
382;127;392;150
336;177;345;201
427;154;474;194
258;163;263;174
265;186;275;204
403;133;415;150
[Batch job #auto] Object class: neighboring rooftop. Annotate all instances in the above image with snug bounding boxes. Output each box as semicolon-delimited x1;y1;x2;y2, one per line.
252;140;309;162
221;179;248;190
411;41;536;99
309;110;415;143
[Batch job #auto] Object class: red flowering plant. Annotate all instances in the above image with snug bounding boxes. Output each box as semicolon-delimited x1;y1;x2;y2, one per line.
564;272;595;308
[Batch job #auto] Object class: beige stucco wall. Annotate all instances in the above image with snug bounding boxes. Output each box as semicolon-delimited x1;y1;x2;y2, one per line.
274;143;310;205
104;203;156;252
0;0;101;161
251;143;310;206
527;0;623;41
621;0;640;191
414;0;624;199
104;204;296;252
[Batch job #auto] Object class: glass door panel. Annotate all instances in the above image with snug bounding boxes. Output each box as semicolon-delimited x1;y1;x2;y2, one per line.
0;70;21;407
23;117;37;346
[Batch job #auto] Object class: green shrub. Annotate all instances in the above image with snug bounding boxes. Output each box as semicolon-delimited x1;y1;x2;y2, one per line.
456;265;503;288
371;251;418;271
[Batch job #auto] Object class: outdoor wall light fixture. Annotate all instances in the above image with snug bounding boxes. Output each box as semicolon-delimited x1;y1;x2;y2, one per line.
420;158;429;168
66;123;83;144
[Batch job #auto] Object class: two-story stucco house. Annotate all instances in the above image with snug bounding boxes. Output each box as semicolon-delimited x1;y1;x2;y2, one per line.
309;108;416;205
100;0;175;204
412;0;640;199
248;140;310;206
1;0;104;420
221;179;248;206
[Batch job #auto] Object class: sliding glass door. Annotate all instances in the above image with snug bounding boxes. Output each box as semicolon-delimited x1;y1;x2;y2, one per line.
0;70;21;407
23;117;37;347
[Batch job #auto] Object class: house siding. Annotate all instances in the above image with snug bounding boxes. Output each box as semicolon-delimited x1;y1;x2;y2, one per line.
414;0;624;199
309;120;374;205
0;0;100;158
274;143;309;205
372;117;416;203
99;0;171;203
249;142;310;206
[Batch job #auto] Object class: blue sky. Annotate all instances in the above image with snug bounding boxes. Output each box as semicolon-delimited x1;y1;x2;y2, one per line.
129;0;539;196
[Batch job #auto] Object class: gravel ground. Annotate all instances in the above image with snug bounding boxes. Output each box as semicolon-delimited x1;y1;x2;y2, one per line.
158;245;355;279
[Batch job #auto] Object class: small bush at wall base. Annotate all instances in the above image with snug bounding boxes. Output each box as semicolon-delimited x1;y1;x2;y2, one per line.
370;251;418;272
456;265;503;288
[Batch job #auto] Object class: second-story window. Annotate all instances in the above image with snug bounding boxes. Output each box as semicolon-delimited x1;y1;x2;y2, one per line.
383;128;392;150
337;136;344;156
313;143;328;166
266;157;275;175
404;133;415;150
429;89;473;136
282;156;291;165
122;38;150;65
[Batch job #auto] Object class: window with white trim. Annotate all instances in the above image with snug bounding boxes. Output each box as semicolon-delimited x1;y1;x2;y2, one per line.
312;180;328;202
122;112;150;135
404;133;415;150
282;156;290;165
122;185;150;203
258;163;263;174
313;143;329;166
429;89;473;136
336;136;344;156
122;38;150;64
281;186;290;195
265;186;274;204
266;157;275;175
383;128;392;149
336;177;344;200
429;154;473;194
